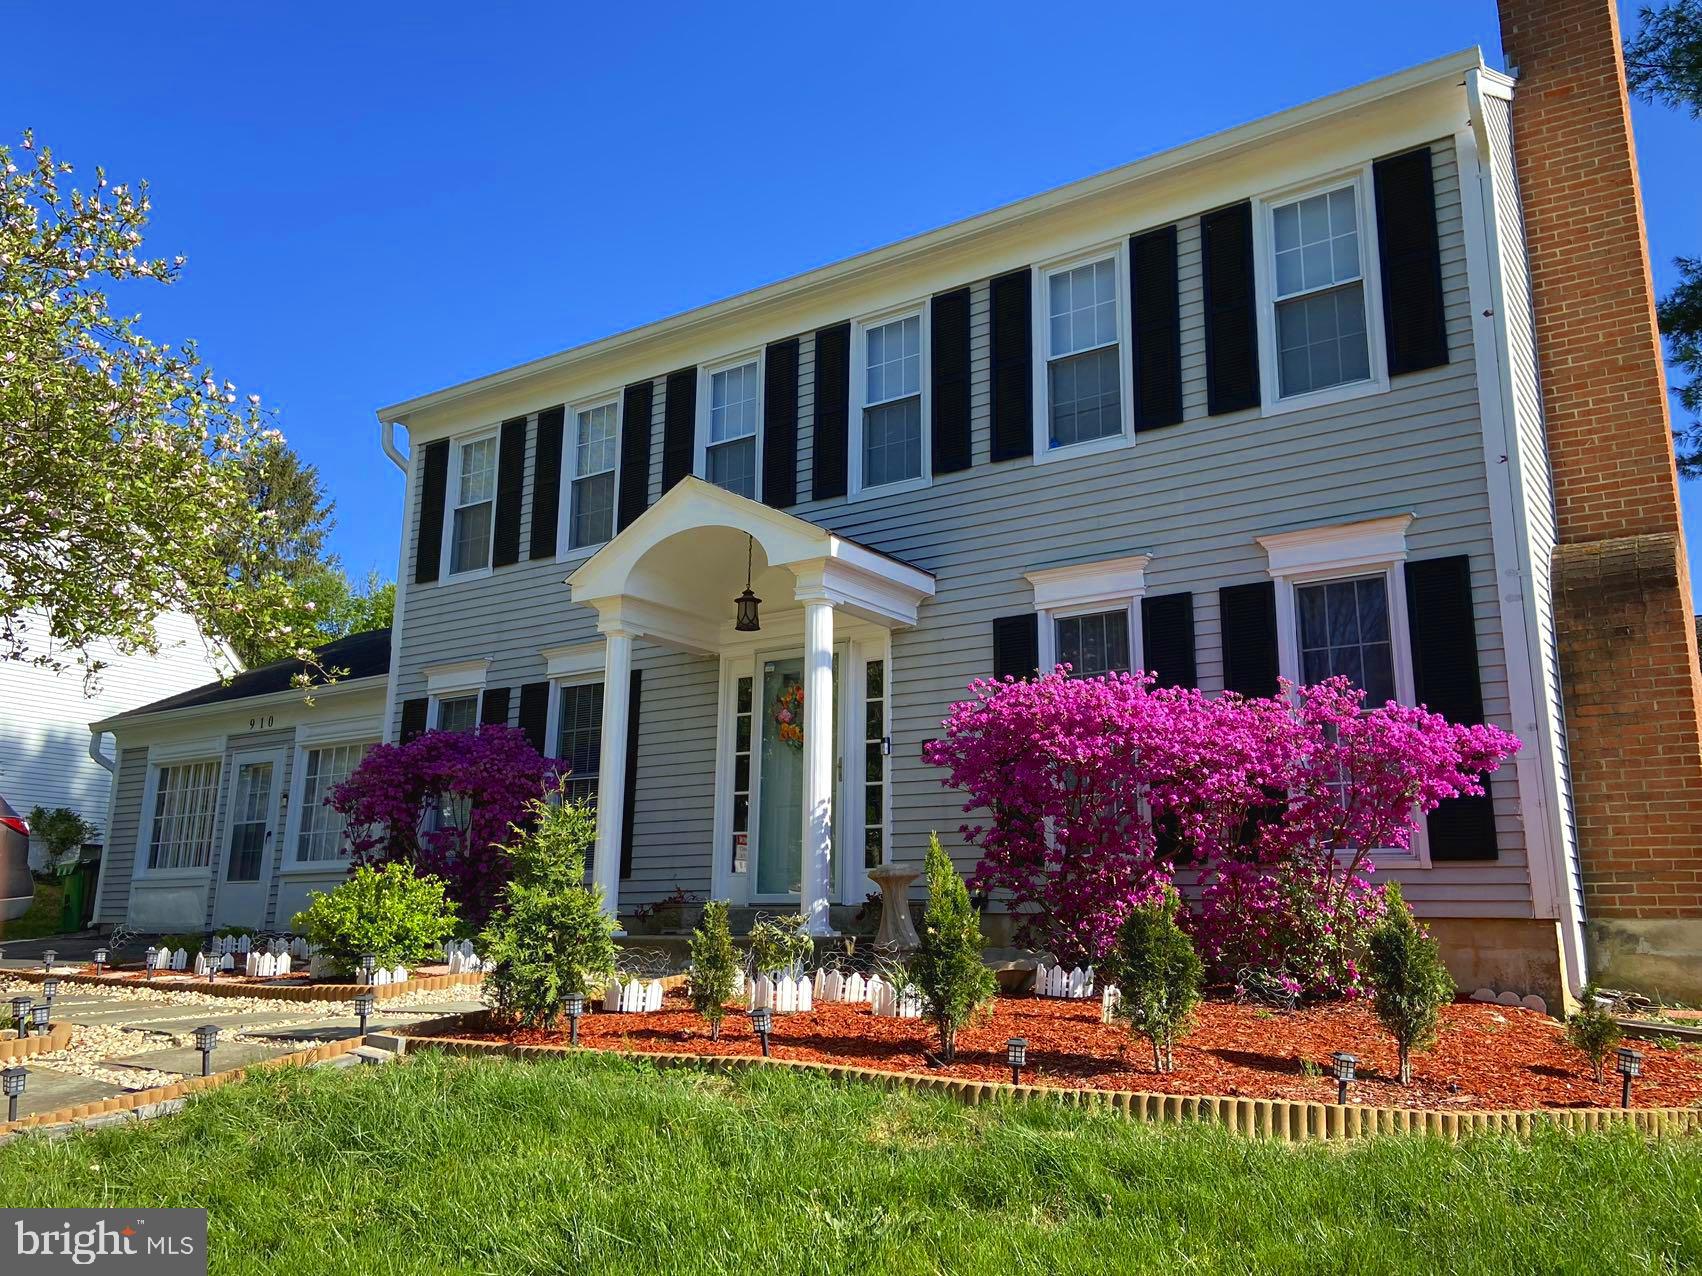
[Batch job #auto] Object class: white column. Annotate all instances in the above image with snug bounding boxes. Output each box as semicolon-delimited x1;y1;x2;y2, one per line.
800;598;836;936
593;627;633;931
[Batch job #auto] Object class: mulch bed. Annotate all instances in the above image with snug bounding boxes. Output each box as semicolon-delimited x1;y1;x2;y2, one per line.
420;991;1702;1111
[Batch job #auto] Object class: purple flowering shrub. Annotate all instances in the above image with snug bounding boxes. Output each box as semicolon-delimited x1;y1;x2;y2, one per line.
328;726;563;927
924;670;1520;997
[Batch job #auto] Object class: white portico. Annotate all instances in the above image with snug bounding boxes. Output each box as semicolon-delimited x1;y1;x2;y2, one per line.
566;478;934;934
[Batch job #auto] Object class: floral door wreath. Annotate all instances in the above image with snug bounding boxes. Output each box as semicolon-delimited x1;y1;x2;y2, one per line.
771;683;804;748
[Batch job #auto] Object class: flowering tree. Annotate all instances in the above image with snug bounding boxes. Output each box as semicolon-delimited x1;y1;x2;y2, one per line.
925;669;1520;994
328;726;563;926
0;131;324;681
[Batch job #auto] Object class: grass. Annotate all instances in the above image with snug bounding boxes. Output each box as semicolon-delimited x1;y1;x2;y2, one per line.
1;1052;1699;1274
0;876;64;942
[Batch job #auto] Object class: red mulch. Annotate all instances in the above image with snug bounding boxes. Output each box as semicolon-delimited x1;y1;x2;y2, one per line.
424;991;1702;1111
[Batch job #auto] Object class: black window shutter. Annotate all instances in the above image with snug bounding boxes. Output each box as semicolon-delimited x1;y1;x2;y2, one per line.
660;368;696;493
1140;591;1197;689
491;416;527;568
1200;202;1260;416
1219;581;1278;697
989;268;1034;462
413;440;450;585
992;613;1039;680
930;288;973;474
399;697;429;744
1406;555;1497;860
620;669;642;878
1130;226;1184;429
1374;147;1449;376
812;322;850;500
762;339;800;508
618;380;654;531
529;406;564;559
479;686;512;729
517;681;551;755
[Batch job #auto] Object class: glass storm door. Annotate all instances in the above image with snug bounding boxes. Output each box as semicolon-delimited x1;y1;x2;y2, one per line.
755;657;806;897
213;751;281;928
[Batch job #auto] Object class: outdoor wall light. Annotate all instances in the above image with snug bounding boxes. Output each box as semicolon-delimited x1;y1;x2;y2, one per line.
2;1066;25;1122
564;995;585;1047
92;948;108;974
1617;1047;1644;1109
193;1024;220;1077
41;950;56;973
354;992;375;1038
360;953;377;985
1007;1038;1029;1085
30;1004;49;1035
1331;1052;1358;1105
144;946;159;981
734;534;762;633
751;1005;773;1057
10;997;31;1038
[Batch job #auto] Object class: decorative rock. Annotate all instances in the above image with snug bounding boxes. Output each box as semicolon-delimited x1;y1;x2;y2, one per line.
1495;991;1521;1007
1520;994;1547;1015
1470;988;1497;1003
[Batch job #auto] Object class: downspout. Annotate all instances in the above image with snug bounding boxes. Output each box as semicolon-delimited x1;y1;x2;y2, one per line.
85;727;119;927
379;418;411;746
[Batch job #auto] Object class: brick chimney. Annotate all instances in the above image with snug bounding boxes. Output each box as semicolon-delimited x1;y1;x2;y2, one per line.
1499;0;1702;995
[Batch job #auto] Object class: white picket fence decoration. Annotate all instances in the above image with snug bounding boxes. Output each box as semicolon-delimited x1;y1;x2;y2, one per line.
171;948;188;971
192;953;209;976
748;974;812;1013
810;969;871;1004
290;937;311;960
604;977;664;1014
867;975;923;1019
1100;985;1122;1024
447;949;484;974
1033;962;1095;999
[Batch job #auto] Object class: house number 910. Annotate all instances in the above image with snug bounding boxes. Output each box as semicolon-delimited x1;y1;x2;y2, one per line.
249;714;275;730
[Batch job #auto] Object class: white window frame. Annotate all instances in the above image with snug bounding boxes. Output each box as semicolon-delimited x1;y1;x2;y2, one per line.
1256;514;1427;866
557;392;623;563
541;640;608;800
1025;555;1150;676
442;428;499;581
850;301;931;500
135;739;226;880
1031;241;1134;463
1251;163;1389;417
281;731;377;872
696;349;765;502
424;658;489;732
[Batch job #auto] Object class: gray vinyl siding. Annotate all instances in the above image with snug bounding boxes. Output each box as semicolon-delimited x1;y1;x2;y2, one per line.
391;136;1538;918
94;747;149;924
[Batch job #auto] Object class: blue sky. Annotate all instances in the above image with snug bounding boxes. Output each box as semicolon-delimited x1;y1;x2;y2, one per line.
9;2;1701;596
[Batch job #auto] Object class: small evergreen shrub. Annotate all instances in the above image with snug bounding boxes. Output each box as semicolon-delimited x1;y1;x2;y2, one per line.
908;833;995;1063
1104;884;1203;1073
688;900;740;1039
292;862;458;975
1565;983;1623;1083
1365;882;1456;1084
480;795;618;1029
748;913;814;978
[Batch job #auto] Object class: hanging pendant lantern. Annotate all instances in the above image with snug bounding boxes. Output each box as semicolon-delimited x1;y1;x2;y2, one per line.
735;533;762;632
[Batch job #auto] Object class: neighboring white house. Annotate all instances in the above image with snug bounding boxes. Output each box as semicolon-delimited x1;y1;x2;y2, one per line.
0;611;233;869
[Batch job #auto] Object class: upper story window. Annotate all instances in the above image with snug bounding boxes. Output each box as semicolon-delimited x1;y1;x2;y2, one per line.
448;434;497;575
705;357;760;499
433;694;479;734
1041;254;1125;452
146;759;222;871
856;311;926;492
569;399;619;551
1056;609;1132;679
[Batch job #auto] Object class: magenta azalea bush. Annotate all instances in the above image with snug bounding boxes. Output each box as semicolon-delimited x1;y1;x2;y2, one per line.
923;670;1519;997
328;726;563;926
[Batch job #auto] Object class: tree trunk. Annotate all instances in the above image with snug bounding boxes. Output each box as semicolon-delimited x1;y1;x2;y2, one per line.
1398;1047;1412;1086
711;1018;721;1042
941;1023;956;1063
1152;1036;1163;1073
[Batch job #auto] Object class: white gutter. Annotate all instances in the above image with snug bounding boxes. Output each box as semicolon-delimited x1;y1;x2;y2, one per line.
380;420;408;473
86;727;119;927
89;673;389;735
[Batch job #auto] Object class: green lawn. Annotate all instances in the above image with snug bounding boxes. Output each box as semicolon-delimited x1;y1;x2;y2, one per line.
1;1052;1698;1274
0;876;63;942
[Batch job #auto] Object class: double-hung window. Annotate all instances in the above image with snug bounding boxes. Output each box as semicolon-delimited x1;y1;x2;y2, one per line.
705;357;760;499
1055;609;1132;679
569;399;619;551
146;759;222;871
448;434;498;575
433;694;479;735
555;681;604;805
856;311;925;491
1295;576;1396;707
1040;253;1125;452
295;742;370;862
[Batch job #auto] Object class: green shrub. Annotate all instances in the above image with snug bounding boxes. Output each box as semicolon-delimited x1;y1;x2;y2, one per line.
292;862;458;976
27;805;99;873
1365;881;1457;1085
748;913;813;978
1565;983;1624;1083
908;833;995;1063
1104;884;1203;1073
688;900;740;1039
479;795;618;1028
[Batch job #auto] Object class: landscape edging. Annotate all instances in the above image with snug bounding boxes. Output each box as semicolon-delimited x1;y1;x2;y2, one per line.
0;1022;74;1063
394;1029;1702;1143
6;968;483;1002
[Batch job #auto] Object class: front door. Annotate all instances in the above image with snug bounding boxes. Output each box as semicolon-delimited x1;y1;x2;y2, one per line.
213;750;282;929
752;652;842;901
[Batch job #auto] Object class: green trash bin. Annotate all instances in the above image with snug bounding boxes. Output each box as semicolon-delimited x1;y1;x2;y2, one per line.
58;861;95;932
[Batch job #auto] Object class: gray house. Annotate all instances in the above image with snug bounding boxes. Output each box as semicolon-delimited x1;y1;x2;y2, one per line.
91;47;1584;1005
